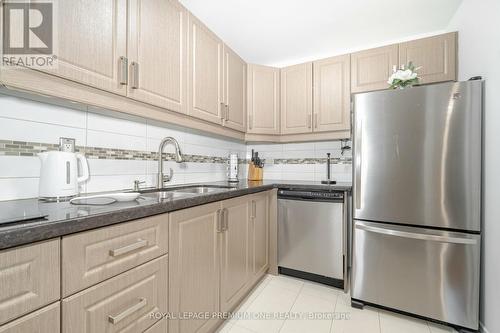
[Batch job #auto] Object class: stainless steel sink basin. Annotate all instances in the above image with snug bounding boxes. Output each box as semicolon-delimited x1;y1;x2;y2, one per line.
138;185;236;198
141;191;195;201
173;186;235;194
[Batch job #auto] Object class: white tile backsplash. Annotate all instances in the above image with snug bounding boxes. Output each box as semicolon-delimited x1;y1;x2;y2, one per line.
0;94;87;127
0;178;39;201
0;93;350;201
87;111;147;137
0;156;41;177
248;141;352;182
0;117;86;145
86;129;148;151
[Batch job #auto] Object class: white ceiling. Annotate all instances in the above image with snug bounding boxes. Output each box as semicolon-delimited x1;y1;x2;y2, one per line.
179;0;463;67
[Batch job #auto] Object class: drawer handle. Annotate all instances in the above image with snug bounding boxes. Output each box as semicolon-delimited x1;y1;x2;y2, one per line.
108;298;147;324
109;239;148;257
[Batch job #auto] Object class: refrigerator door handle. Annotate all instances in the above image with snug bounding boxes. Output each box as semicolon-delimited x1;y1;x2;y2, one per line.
356;223;477;245
354;119;362;210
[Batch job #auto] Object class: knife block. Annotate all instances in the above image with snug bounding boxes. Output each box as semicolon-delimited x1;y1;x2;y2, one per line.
248;163;263;181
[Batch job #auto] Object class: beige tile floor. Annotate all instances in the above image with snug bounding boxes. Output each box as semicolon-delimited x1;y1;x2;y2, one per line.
217;275;457;333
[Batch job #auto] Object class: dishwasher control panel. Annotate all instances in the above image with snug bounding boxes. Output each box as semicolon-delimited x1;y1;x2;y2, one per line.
278;189;344;201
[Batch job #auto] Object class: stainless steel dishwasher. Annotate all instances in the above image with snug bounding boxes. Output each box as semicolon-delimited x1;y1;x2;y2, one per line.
278;189;347;289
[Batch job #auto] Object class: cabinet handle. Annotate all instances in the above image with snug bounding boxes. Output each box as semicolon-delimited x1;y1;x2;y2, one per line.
109;239;148;257
225;104;229;121
307;114;312;128
314;114;318;129
130;61;139;89
222;208;229;231
251;200;256;219
108;298;147;324
216;209;222;232
249;114;253;130
220;102;226;124
118;56;128;85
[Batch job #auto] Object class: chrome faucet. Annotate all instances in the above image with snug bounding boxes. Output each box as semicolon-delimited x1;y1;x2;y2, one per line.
157;137;184;189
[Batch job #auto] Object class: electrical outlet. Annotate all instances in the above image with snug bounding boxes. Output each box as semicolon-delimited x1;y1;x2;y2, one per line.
59;137;76;152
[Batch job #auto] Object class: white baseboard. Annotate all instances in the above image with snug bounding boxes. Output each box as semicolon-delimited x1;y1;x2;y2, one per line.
480;321;490;333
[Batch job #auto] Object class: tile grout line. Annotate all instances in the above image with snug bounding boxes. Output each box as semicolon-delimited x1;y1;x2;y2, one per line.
230;276;273;332
276;281;305;333
328;290;340;333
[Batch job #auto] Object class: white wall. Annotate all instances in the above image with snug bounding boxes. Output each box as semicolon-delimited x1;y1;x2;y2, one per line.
447;1;500;332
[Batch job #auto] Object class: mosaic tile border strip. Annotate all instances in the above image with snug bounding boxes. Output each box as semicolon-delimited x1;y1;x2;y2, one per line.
0;140;351;165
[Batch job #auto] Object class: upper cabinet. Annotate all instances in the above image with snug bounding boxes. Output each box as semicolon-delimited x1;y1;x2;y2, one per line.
280;62;313;134
127;0;188;113
46;0;128;95
187;14;224;125
247;64;280;135
351;33;457;94
223;46;247;132
399;32;457;85
313;54;351;132
351;44;399;93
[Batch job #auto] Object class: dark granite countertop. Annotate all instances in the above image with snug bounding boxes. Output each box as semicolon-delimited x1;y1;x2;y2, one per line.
0;180;351;250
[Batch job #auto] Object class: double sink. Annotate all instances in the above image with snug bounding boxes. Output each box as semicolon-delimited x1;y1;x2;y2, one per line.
139;185;237;200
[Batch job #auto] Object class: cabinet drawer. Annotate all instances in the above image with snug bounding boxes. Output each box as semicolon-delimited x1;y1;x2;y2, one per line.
62;214;168;296
0;302;60;333
63;255;168;333
0;239;60;325
144;319;167;333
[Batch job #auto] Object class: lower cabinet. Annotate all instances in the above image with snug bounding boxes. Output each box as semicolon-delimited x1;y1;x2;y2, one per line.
220;196;251;313
144;319;168;333
169;191;271;333
169;202;222;333
0;302;60;333
0;191;271;333
250;193;270;279
0;239;60;326
62;256;168;333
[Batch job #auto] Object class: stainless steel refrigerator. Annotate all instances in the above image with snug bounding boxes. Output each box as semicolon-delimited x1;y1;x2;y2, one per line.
351;80;482;331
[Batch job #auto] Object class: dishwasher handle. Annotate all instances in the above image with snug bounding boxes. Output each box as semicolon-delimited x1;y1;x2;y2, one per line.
278;189;344;202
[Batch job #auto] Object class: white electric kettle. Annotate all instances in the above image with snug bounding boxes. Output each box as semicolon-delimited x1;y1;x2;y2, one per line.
38;151;90;200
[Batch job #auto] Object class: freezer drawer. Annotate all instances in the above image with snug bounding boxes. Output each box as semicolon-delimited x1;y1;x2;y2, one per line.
351;220;480;330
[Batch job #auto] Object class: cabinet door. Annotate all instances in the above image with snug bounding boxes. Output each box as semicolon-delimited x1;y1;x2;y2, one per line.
223;45;247;132
220;196;250;313
247;64;280;134
169;202;221;333
250;193;269;280
0;240;60;325
128;0;188;113
45;0;127;95
0;303;60;333
399;32;457;85
313;54;351;132
351;44;398;93
188;14;224;124
280;63;313;134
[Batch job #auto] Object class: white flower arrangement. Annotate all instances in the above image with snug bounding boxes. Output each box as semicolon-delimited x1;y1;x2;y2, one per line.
387;62;420;89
